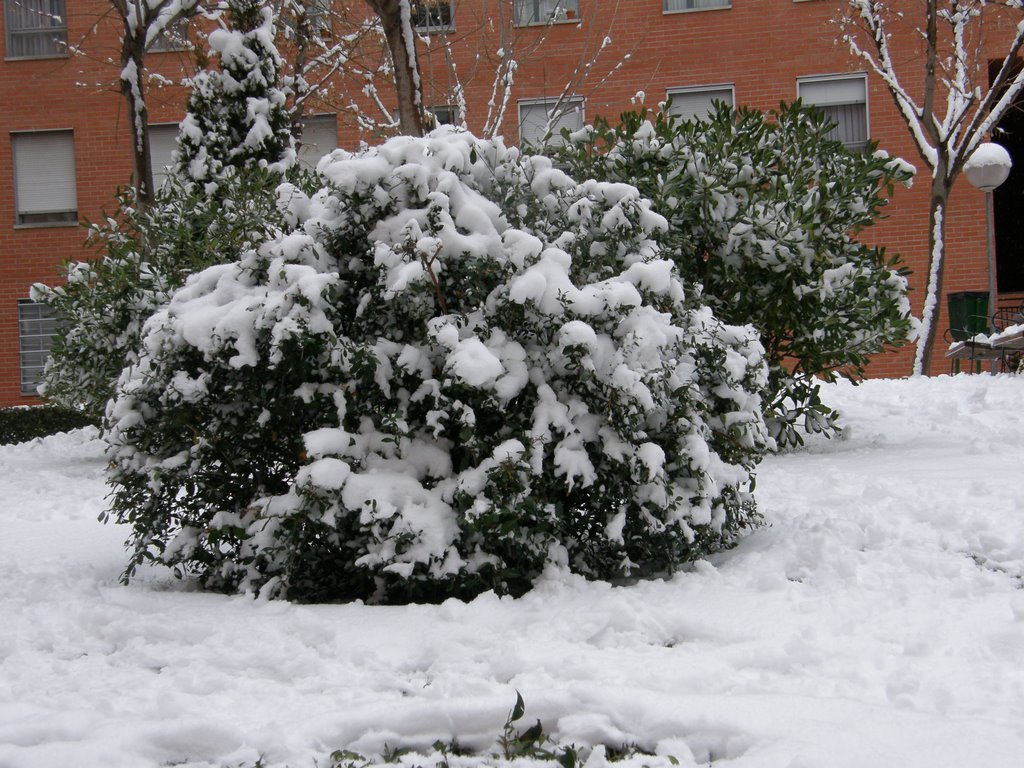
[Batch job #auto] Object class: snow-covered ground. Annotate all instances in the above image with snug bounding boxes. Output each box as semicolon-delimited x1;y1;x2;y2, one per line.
1;375;1022;768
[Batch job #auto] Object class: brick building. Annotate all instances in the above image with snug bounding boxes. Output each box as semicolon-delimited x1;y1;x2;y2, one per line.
2;0;1022;408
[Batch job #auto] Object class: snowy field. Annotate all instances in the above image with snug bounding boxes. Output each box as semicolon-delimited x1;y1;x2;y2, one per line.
1;375;1022;768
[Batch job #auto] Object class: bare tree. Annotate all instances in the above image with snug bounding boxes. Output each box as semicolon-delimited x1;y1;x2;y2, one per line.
109;0;200;209
408;0;635;142
364;0;426;135
841;0;1024;374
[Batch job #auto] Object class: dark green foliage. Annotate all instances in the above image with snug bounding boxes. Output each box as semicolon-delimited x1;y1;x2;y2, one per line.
0;405;96;445
104;132;770;603
552;102;916;447
32;167;302;421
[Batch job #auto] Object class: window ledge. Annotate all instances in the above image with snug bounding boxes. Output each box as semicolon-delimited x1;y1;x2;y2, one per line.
4;53;70;62
663;4;732;15
14;220;79;230
514;17;582;28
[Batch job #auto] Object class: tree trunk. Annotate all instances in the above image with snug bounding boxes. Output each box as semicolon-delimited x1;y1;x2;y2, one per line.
120;17;155;209
915;177;951;375
365;0;425;136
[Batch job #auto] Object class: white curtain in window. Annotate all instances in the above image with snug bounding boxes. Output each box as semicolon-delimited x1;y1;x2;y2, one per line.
799;76;868;150
518;99;583;146
12;131;77;217
664;0;730;12
666;87;734;121
297;114;338;170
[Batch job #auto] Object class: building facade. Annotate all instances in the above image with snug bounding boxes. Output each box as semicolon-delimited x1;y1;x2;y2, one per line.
2;0;1021;408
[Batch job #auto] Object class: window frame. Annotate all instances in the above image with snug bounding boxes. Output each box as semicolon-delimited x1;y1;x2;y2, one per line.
665;83;736;122
148;14;190;53
17;299;58;396
797;72;870;152
517;96;585;148
427;104;459;127
3;0;68;60
11;129;78;228
663;0;731;14
412;1;454;34
513;0;581;27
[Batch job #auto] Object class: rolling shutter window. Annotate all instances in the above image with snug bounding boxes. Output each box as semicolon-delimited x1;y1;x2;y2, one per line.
12;131;77;225
518;99;583;147
149;123;180;189
297;114;338;170
666;87;734;122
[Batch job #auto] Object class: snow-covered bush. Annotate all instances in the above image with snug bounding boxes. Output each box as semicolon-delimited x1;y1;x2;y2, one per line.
176;0;294;191
553;103;915;447
105;129;770;603
34;168;293;420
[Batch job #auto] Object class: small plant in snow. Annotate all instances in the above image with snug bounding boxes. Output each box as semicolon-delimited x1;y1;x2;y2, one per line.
553;103;916;447
105;129;769;603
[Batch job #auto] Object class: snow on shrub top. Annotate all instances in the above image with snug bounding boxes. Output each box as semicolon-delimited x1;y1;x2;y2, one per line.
105;128;770;603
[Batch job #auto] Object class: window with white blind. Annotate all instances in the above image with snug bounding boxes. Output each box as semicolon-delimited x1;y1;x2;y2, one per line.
12;130;77;226
798;74;869;151
664;0;731;12
148;123;180;189
18;299;57;396
666;85;735;122
514;0;580;26
412;1;453;33
518;98;584;147
297;113;338;170
4;0;67;58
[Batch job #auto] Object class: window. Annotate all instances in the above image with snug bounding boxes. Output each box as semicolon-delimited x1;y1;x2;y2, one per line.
4;0;66;58
297;113;338;170
514;0;580;26
518;98;584;147
11;130;77;226
283;0;332;37
149;123;180;189
412;1;453;33
664;0;731;12
427;105;458;127
666;85;734;122
798;74;869;151
18;300;57;396
305;0;332;32
148;15;189;52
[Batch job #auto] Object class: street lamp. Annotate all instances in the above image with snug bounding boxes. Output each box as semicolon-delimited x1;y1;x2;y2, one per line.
964;143;1012;348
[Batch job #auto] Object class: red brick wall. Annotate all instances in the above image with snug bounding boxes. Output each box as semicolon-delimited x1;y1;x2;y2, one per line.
0;1;1009;406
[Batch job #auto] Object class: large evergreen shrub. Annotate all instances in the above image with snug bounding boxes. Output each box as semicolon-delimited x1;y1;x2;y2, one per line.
553;103;916;447
105;130;770;603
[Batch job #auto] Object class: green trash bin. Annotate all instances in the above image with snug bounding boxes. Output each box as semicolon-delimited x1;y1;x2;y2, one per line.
947;291;990;341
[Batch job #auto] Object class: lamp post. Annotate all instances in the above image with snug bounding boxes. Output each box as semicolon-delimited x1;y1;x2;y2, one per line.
964;143;1012;347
